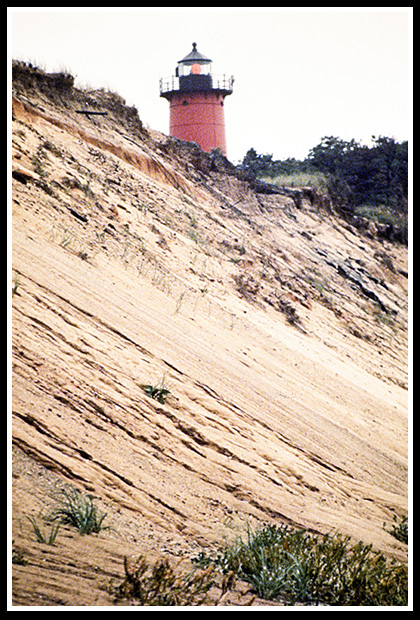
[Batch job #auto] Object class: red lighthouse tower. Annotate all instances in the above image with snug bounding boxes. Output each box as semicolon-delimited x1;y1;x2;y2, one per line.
160;43;233;156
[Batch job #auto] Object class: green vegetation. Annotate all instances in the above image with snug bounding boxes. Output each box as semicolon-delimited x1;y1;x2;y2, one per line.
114;555;216;606
27;516;61;545
387;515;408;545
14;487;408;606
141;375;171;405
195;523;408;606
263;171;330;191
45;486;108;535
31;144;49;178
12;277;20;297
239;135;408;243
354;204;408;236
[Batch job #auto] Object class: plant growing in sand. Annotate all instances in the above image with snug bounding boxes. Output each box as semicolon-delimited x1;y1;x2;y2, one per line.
12;276;20;296
27;515;61;545
46;486;108;535
141;375;171;405
386;514;408;545
30;144;49;178
196;523;408;606
114;555;217;606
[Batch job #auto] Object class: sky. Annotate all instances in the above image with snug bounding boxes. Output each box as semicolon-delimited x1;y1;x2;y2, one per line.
9;7;412;164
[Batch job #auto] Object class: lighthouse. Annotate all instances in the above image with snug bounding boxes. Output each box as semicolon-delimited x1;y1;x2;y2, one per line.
160;42;233;156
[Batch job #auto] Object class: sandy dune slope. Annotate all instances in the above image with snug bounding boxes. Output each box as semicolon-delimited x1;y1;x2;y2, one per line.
10;63;409;606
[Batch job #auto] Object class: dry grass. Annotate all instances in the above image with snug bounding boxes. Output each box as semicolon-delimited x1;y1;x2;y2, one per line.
113;555;217;606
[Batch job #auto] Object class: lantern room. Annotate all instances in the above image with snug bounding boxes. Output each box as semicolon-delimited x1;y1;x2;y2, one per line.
175;42;213;92
176;42;212;77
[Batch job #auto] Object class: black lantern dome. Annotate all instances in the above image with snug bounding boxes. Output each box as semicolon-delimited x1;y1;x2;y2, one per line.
160;42;233;98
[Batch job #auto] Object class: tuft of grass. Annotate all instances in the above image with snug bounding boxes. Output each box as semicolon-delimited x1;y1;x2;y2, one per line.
30;145;49;178
386;515;408;545
12;277;20;296
200;523;408;606
27;515;61;545
141;375;171;405
114;555;216;606
46;486;108;535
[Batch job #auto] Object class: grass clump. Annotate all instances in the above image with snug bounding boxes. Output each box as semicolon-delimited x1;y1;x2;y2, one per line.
141;375;171;405
114;555;216;606
386;515;408;545
28;515;61;545
46;486;108;535
202;524;408;606
12;277;20;297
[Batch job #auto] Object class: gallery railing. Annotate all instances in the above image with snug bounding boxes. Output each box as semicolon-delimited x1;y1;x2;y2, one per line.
159;74;234;97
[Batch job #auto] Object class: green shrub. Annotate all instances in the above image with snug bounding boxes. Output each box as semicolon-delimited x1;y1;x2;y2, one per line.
355;204;408;241
387;515;408;545
204;524;408;606
141;384;170;404
141;375;171;404
46;486;108;535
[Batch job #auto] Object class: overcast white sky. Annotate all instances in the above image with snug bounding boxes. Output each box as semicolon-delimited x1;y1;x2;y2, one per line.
9;7;412;163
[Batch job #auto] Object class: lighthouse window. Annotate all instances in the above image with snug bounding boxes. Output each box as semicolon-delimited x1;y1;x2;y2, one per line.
220;101;224;106
182;100;188;106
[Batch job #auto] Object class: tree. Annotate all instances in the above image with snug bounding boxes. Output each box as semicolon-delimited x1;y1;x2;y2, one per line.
238;136;408;214
371;136;408;211
306;136;348;175
306;135;408;212
239;148;274;177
